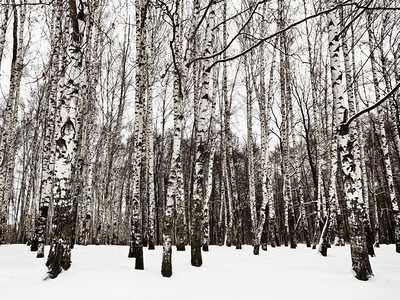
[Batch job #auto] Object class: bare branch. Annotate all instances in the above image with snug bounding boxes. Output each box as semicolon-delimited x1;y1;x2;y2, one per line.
340;81;400;135
187;0;267;67
187;1;400;70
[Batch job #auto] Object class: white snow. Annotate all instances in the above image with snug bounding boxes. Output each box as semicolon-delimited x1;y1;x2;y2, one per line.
1;244;399;300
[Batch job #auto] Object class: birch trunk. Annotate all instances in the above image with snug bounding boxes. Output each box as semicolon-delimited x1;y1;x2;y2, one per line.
278;0;291;247
161;0;185;277
146;27;156;250
285;29;309;245
266;38;279;248
37;3;62;257
203;65;218;252
245;54;257;248
0;0;26;245
221;0;233;247
0;0;10;71
302;0;327;249
284;45;297;249
80;0;101;246
174;0;186;252
46;0;87;279
339;19;374;256
367;12;400;253
378;18;400;159
191;0;215;267
129;0;148;270
253;13;270;253
328;7;372;280
218;93;227;246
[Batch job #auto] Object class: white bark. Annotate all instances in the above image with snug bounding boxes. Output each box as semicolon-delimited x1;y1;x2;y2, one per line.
203;65;218;251
162;0;185;277
191;0;215;266
129;0;147;270
367;12;400;253
0;0;10;71
0;0;26;244
278;0;291;246
253;12;269;252
245;53;257;247
328;7;372;280
146;24;156;249
37;3;62;257
46;0;88;278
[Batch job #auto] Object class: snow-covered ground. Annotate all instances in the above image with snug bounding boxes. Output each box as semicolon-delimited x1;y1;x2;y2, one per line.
1;244;399;300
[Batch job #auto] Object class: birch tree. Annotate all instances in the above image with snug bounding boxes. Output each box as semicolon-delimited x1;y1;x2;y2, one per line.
278;0;294;247
161;0;185;277
367;11;400;253
203;63;218;251
337;11;374;256
129;0;149;270
191;0;216;266
46;0;88;278
0;0;10;71
37;2;62;257
328;6;372;280
0;0;26;245
253;6;275;253
146;11;156;249
244;53;257;247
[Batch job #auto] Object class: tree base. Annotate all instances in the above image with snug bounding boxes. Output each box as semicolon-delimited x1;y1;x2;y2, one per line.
338;240;345;246
161;245;172;277
128;244;135;257
148;238;155;250
191;245;202;267
134;247;144;270
161;262;172;277
319;243;328;257
304;229;311;247
354;265;373;281
253;244;260;255
202;244;209;252
30;238;38;252
261;243;267;251
37;242;45;258
235;237;242;250
176;244;185;251
46;241;71;279
135;257;144;270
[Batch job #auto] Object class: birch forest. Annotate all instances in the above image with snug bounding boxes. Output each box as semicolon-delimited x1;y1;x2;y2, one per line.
1;0;400;282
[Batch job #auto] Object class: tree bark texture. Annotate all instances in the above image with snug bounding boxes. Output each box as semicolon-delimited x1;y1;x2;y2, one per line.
328;7;372;280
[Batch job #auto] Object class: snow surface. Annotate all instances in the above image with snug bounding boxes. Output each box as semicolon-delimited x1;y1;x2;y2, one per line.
1;244;399;300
